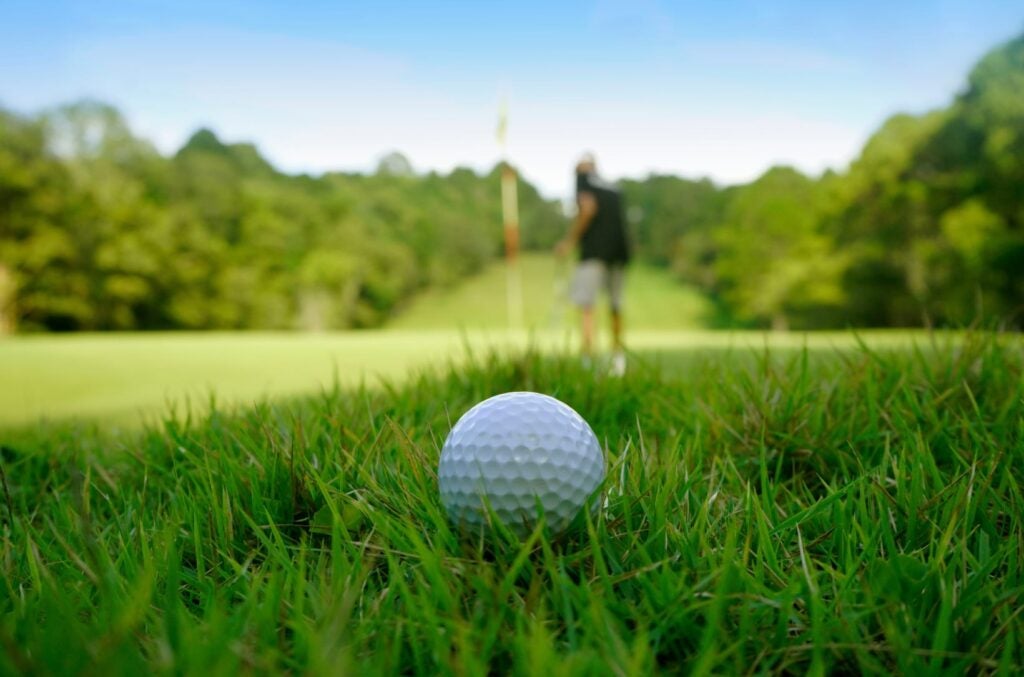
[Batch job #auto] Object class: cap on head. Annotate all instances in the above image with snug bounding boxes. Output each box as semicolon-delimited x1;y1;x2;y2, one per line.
576;151;596;175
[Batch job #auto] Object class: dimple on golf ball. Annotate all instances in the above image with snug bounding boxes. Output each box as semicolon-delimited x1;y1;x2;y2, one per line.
438;392;605;534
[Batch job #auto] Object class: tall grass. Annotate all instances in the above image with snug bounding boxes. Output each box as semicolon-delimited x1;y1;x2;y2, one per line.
1;333;1021;674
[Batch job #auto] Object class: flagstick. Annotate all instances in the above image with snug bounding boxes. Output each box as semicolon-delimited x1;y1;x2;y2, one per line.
497;100;524;330
501;165;523;329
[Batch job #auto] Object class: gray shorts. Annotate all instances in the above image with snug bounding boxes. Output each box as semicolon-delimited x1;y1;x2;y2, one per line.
571;259;625;311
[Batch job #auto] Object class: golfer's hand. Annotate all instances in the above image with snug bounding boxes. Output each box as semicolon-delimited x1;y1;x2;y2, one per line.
554;239;572;258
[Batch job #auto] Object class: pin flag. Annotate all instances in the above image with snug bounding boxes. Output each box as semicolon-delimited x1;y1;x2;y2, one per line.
496;99;508;148
496;98;522;328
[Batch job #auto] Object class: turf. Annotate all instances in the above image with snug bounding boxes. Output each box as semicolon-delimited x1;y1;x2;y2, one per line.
1;332;1021;674
0;253;921;429
0;329;936;427
388;253;714;330
0;330;482;427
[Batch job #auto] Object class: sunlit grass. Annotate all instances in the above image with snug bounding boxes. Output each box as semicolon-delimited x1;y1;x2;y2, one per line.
0;328;959;427
1;252;956;428
389;253;714;330
0;330;475;427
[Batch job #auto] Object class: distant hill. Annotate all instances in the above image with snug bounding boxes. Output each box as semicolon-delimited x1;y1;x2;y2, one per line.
387;253;714;331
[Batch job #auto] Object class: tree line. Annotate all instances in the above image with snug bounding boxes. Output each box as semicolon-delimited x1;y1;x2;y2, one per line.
625;32;1023;329
1;33;1021;332
0;104;563;331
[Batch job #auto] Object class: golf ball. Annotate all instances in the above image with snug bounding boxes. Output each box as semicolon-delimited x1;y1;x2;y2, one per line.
438;392;605;534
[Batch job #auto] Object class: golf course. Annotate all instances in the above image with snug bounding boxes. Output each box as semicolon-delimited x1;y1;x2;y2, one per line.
2;255;939;428
3;6;1024;675
3;255;1022;673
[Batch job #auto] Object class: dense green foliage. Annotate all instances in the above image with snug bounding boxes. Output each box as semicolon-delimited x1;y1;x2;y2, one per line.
0;103;563;331
624;33;1023;328
2;33;1021;332
1;334;1022;673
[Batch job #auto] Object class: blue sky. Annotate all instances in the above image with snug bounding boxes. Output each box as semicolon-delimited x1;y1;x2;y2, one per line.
2;1;1022;196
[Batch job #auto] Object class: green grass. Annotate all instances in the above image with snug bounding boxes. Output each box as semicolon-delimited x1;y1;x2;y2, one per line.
0;251;929;429
0;330;481;427
0;253;710;427
389;253;714;330
1;332;1022;674
0;329;944;427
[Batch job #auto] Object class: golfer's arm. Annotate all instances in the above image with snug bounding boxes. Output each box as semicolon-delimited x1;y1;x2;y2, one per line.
566;192;597;246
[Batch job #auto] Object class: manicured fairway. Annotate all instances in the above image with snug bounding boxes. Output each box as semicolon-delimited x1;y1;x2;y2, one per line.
1;329;945;428
0;330;486;427
388;253;715;331
0;252;627;427
2;254;950;428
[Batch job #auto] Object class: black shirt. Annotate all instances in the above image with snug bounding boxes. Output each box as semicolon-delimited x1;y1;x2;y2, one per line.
576;172;630;264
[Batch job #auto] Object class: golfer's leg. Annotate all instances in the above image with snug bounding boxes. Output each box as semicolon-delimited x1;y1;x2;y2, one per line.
608;265;626;351
570;260;601;357
608;265;626;375
581;307;595;356
611;311;623;351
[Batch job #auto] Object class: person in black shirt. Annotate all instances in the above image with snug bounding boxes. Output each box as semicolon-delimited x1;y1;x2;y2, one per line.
555;153;630;374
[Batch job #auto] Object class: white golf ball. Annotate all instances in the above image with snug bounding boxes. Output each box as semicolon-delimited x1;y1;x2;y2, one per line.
438;391;605;534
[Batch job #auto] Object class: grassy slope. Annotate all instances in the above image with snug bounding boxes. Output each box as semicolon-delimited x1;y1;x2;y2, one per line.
389;253;714;330
1;335;1022;674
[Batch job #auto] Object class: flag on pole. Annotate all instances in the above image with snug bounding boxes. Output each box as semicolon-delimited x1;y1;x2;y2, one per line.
496;98;523;328
496;98;508;150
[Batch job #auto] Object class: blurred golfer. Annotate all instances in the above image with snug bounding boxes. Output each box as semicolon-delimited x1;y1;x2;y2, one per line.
555;153;630;374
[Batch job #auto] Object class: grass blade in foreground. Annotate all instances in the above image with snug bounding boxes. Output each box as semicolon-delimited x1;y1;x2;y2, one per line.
0;333;1022;674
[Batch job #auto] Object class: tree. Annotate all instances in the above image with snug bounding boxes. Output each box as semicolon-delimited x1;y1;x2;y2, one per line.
3;29;1021;333
714;167;844;330
376;151;414;177
0;108;76;330
829;32;1024;326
